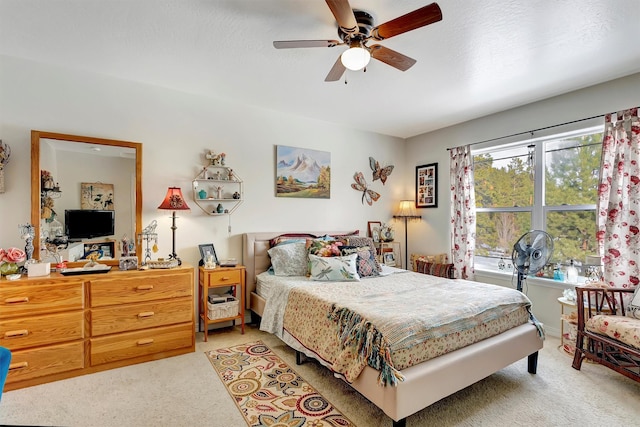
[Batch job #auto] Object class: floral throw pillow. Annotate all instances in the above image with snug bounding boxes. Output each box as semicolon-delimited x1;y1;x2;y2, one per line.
306;239;344;257
309;253;360;281
267;241;308;276
340;245;380;278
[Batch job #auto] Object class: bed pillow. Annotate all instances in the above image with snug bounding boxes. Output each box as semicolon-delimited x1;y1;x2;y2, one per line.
340;245;380;278
267;241;308;276
269;233;317;248
309;253;360;281
341;236;383;273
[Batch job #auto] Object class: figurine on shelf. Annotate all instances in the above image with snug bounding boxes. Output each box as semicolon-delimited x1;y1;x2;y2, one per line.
214;186;224;199
220;153;226;166
227;168;234;181
232;191;240;199
121;234;130;257
205;150;221;166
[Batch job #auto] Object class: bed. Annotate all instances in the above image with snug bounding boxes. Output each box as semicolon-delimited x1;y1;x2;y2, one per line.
242;231;544;427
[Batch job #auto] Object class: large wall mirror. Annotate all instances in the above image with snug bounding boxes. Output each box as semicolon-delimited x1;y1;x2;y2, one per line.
31;130;142;266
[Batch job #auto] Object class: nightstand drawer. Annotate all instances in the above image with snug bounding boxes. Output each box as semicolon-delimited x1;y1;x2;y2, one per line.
90;323;193;366
91;298;193;336
1;311;84;350
6;341;84;384
202;269;242;286
0;282;84;318
90;272;192;307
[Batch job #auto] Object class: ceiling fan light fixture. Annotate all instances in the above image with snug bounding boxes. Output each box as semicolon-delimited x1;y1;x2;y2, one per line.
341;46;371;71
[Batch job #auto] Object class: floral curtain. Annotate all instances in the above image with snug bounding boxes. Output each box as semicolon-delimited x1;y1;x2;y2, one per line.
450;145;476;280
597;107;640;288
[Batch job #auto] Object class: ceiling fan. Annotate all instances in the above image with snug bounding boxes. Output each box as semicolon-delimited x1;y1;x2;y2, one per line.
273;0;442;82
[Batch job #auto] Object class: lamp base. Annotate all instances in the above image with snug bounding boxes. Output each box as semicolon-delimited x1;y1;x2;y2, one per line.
168;253;182;266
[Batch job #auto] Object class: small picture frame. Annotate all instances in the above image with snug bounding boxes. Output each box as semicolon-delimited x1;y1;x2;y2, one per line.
416;163;438;208
119;256;138;271
367;221;382;242
384;252;396;267
198;243;218;265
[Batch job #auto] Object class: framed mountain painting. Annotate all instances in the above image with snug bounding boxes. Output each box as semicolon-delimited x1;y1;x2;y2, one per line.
275;145;330;198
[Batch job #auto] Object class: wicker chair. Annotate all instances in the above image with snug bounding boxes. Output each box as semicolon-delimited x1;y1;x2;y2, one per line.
572;286;640;382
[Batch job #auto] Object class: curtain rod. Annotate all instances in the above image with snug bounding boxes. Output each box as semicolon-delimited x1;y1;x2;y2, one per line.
446;113;605;151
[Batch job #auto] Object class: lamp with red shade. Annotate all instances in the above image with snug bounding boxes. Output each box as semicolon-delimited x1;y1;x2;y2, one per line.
157;187;190;266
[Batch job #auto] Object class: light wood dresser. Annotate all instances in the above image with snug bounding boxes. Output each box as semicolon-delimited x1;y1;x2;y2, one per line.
0;264;195;391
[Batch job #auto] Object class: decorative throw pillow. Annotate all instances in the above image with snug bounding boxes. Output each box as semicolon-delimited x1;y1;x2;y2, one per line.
628;286;640;319
309;253;360;281
340;245;380;278
416;260;455;279
267;241;308;276
343;236;383;273
306;239;344;257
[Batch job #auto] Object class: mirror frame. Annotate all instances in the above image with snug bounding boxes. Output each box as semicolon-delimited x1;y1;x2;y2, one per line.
31;130;142;266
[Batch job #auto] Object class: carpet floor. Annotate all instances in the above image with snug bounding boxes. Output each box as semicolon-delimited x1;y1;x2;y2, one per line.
1;325;639;426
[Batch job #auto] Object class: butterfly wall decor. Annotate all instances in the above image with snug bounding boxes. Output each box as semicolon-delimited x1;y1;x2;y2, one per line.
351;171;380;206
369;157;394;185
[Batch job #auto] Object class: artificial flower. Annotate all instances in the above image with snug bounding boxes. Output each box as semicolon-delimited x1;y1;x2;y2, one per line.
0;247;26;263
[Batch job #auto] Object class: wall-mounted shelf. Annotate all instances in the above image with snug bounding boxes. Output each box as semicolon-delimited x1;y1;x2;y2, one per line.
192;165;243;216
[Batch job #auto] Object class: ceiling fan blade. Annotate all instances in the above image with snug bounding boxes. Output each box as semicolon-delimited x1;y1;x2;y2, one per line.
369;45;416;71
325;0;358;35
325;55;346;82
273;40;341;49
371;2;442;41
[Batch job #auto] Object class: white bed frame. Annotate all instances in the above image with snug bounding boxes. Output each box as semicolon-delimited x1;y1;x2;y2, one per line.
242;232;543;427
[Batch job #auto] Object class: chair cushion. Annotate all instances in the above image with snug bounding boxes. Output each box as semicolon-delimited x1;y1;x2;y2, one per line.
586;314;640;350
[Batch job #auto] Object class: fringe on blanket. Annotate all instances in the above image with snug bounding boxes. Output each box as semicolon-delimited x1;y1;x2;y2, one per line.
528;307;546;340
328;304;405;387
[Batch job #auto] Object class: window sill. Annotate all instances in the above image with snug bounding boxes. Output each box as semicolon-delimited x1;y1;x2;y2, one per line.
473;267;585;290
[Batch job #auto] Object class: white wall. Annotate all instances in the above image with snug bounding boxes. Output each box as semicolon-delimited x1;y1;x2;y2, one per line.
405;72;640;335
0;55;405;268
2;54;639;336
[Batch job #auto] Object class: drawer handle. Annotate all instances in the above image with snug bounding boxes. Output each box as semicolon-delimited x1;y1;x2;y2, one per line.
137;338;154;346
9;361;28;370
138;311;155;318
5;329;29;338
220;277;231;281
136;285;154;291
5;296;29;304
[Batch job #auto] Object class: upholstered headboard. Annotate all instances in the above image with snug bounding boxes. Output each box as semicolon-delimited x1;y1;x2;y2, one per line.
242;231;358;309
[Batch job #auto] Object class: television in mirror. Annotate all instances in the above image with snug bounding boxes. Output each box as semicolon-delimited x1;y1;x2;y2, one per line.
65;209;115;241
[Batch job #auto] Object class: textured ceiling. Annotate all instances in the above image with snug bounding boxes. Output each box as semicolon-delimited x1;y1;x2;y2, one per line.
1;0;639;138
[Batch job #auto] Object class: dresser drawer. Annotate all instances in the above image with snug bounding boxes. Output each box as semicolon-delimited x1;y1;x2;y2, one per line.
1;311;84;350
91;298;193;336
202;269;242;286
0;282;84;318
90;272;192;307
6;341;84;384
90;323;193;366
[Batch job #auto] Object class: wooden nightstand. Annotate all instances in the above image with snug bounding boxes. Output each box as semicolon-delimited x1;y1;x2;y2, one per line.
198;265;246;341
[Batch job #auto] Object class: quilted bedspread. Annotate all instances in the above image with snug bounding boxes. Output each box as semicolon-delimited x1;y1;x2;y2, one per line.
259;270;537;386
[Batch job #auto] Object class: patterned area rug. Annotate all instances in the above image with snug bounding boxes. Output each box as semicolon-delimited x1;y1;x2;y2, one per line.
206;341;354;427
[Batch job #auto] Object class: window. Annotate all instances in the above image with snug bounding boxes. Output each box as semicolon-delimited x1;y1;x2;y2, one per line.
473;126;603;278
